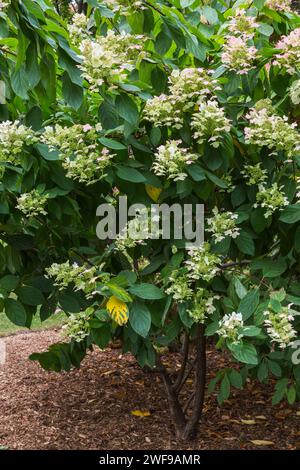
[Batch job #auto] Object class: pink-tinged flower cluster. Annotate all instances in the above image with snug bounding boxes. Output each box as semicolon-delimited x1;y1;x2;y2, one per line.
227;9;259;39
221;36;257;75
274;28;300;75
265;0;293;12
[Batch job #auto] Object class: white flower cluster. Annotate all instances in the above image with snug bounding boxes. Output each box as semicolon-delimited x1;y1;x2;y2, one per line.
0;2;8;9
79;31;146;90
42;124;114;185
103;0;145;13
186;242;221;282
68;13;91;45
143;94;183;129
217;311;244;344
264;305;297;349
143;67;219;129
254;183;289;218
220;173;235;193
241;163;268;186
221;36;257;75
62;309;92;343
187;288;219;324
0;120;37;164
16;189;48;218
265;0;293;12
168;68;221;109
191;100;231;148
115;208;152;260
274;28;300;75
244;103;300;157
206;207;240;243
152;140;198;181
165;270;193;302
290;79;300;105
227;9;258;39
46;261;97;294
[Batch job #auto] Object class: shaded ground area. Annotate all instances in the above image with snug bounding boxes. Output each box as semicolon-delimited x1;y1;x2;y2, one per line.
0;330;299;450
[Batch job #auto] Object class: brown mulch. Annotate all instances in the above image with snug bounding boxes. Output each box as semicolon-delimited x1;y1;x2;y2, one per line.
0;330;299;450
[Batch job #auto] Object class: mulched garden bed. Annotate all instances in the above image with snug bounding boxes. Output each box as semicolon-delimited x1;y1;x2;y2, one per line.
0;330;299;450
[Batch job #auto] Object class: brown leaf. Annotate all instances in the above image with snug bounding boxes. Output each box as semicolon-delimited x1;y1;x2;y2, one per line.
251;440;274;446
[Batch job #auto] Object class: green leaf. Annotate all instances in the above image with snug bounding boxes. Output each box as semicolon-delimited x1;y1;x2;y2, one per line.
287;386;296;405
233;277;247;300
218;374;230;404
279;205;300;224
228;341;258;365
91;324;111;349
36;143;60;161
251;258;287;278
99;98;120;130
229;369;243;389
254;0;265;9
187;165;206;182
18;286;44;306
115;93;139;125
238;289;259;320
62;72;83;110
202;6;219;25
107;283;132;302
4;298;27;326
205;171;227;188
240;325;261;337
268;360;282;377
205;321;219;336
258;360;268;382
234;230;255;256
0;275;19;292
11;66;30;99
58;293;81;313
116;166;146;183
129;283;165;300
257;23;273;36
99;138;127;150
129;300;151;337
178;302;194;328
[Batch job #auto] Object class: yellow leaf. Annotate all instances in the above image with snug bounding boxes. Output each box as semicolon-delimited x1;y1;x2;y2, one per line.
145;185;162;202
241;419;256;425
251;440;274;446
106;296;128;325
131;410;151;417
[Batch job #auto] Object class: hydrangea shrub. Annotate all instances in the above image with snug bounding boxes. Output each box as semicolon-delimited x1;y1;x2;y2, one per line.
1;0;300;439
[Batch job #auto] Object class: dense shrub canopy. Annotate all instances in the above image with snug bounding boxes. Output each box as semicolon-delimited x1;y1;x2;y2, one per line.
1;0;300;409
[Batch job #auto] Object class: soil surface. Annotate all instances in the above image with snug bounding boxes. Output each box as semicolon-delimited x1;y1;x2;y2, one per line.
0;330;299;450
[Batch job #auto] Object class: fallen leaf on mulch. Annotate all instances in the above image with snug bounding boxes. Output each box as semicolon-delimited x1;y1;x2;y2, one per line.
251;440;274;446
241;419;256;425
131;410;151;417
255;415;267;420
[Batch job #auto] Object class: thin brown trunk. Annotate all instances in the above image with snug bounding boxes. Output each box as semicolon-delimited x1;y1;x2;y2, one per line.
156;324;206;441
181;324;206;440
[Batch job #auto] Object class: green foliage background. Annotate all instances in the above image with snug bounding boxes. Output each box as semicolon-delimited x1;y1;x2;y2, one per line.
0;0;300;408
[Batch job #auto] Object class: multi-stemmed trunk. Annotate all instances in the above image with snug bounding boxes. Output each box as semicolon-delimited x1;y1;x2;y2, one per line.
156;325;206;441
